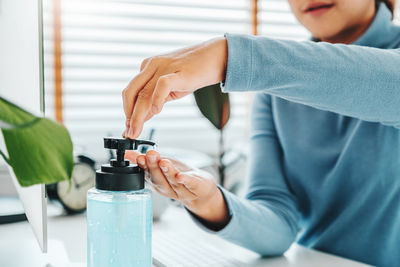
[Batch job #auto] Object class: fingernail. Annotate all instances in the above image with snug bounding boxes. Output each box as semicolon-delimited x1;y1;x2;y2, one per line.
148;155;156;163
160;166;168;173
152;105;158;114
138;159;145;165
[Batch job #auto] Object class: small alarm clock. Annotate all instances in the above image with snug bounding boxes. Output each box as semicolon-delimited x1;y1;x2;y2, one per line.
47;155;96;214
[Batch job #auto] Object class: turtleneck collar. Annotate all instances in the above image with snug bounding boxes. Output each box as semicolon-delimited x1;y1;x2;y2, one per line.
311;3;399;48
353;2;397;48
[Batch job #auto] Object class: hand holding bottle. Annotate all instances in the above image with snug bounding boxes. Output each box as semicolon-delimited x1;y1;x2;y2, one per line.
125;150;230;228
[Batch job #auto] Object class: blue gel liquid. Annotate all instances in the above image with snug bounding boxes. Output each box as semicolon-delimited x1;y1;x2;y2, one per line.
87;188;152;267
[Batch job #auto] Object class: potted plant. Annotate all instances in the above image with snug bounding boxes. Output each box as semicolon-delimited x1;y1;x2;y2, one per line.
194;84;230;186
0;97;73;187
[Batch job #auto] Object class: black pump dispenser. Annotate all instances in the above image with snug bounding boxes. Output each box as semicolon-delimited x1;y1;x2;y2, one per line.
95;137;156;191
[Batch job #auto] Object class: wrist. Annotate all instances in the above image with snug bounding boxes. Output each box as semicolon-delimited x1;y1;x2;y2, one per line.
217;37;228;83
185;187;230;227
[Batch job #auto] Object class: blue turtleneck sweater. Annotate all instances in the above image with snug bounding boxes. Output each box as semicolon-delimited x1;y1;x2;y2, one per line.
193;3;400;266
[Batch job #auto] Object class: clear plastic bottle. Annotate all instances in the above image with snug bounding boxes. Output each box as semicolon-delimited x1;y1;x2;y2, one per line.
87;188;152;267
87;137;155;267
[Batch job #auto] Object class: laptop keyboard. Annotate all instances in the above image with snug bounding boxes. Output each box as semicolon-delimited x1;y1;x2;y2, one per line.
153;231;245;267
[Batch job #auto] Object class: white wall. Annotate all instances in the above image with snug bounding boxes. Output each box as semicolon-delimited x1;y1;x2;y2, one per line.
0;0;47;252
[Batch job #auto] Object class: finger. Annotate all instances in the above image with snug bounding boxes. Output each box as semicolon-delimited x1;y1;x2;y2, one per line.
163;157;192;172
140;58;151;72
176;172;206;195
159;159;196;200
126;76;157;135
136;155;147;170
152;73;184;114
144;111;154;122
146;150;177;198
122;62;157;130
158;159;178;186
165;91;190;102
124;150;141;164
127;77;158;138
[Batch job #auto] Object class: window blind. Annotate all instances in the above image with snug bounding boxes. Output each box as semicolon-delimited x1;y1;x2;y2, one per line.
395;0;400;25
42;0;308;161
259;0;309;39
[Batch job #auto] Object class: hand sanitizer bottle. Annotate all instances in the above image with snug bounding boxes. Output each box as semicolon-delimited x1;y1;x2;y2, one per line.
87;137;155;267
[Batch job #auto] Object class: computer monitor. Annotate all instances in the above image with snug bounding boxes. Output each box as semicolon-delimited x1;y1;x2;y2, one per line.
0;0;47;252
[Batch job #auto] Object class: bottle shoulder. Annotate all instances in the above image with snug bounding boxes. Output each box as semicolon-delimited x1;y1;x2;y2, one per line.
87;187;151;203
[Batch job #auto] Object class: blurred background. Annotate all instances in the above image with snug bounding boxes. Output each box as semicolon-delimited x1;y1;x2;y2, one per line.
1;0;399;195
41;0;309;159
1;2;399;265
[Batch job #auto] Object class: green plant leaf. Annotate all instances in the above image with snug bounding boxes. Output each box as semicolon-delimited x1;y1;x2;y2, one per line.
0;97;73;187
194;83;230;130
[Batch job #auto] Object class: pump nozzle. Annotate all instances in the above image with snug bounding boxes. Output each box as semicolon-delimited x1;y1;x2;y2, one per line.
96;137;156;191
103;138;156;167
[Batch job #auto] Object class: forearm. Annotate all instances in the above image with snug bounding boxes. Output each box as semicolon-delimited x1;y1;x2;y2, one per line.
223;34;400;128
188;95;300;255
188;187;298;256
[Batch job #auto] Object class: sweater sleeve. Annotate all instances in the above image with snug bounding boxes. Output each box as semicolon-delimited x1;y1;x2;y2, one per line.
222;33;400;128
188;93;300;256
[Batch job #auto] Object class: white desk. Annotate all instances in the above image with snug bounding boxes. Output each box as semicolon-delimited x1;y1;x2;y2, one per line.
0;204;372;267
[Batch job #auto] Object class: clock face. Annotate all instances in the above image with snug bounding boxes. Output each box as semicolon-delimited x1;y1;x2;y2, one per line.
57;163;96;212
